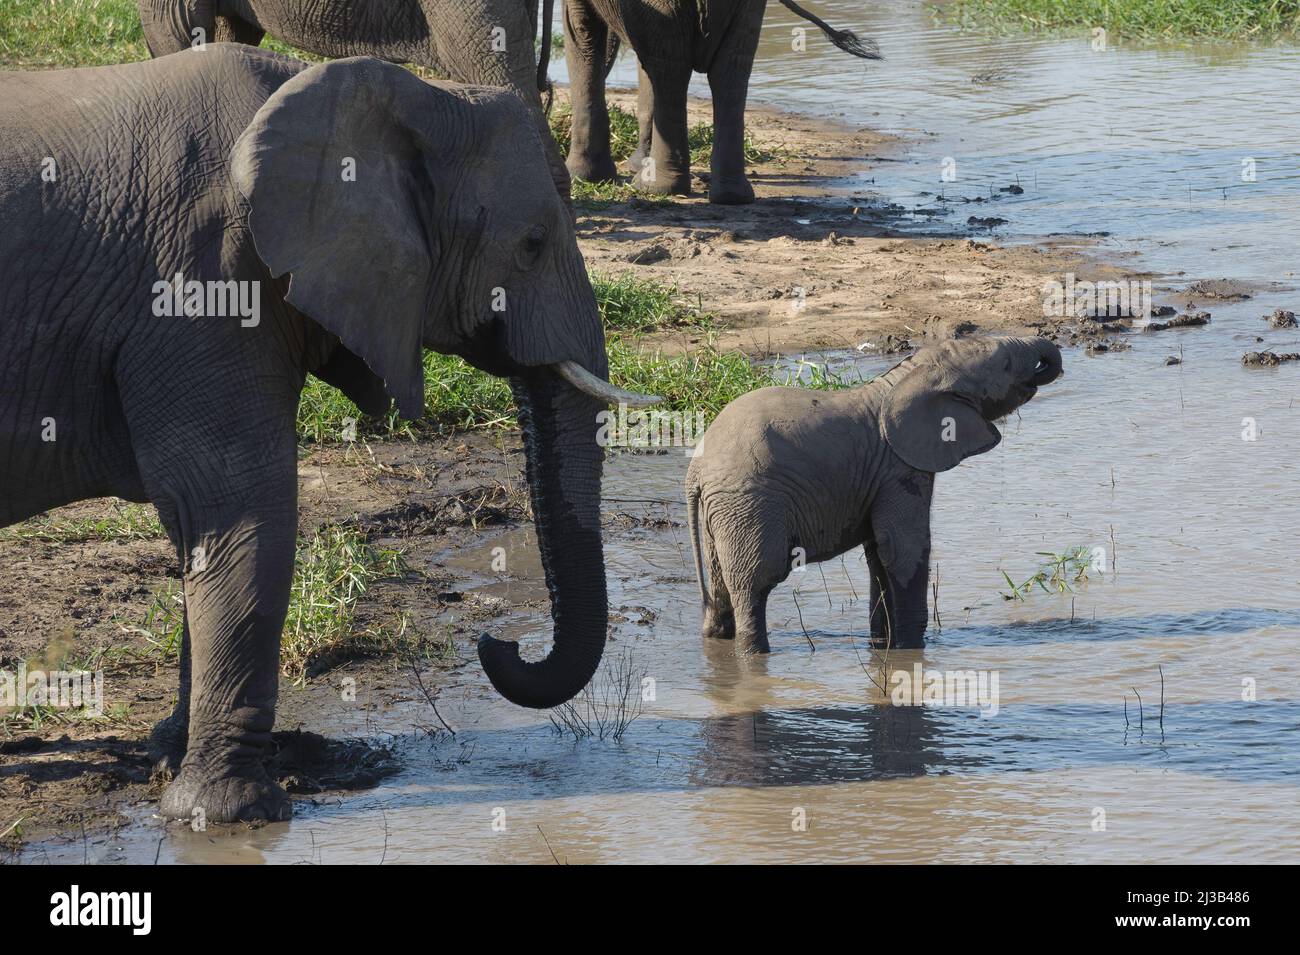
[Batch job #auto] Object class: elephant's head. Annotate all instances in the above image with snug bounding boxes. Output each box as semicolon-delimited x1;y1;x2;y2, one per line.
878;336;1062;473
230;55;653;708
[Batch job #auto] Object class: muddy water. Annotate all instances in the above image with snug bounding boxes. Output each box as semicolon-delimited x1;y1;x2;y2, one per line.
28;3;1300;864
34;316;1300;863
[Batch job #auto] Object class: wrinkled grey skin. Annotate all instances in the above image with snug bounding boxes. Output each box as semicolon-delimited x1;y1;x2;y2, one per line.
0;45;611;822
137;0;569;199
686;337;1063;653
564;0;877;203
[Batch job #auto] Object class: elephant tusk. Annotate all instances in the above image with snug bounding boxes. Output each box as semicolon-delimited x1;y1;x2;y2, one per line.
553;360;662;407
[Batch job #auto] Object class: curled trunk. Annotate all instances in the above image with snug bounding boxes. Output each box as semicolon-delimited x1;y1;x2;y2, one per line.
477;371;607;708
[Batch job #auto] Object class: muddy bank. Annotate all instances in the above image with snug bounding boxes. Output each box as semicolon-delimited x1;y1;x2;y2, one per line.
578;89;1143;357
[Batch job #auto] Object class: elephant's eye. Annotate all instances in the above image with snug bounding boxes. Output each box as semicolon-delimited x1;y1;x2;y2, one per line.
518;225;548;266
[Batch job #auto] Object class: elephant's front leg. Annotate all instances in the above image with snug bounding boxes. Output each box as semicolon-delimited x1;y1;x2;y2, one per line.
865;476;934;650
563;0;618;183
639;59;693;196
157;495;297;824
704;1;765;204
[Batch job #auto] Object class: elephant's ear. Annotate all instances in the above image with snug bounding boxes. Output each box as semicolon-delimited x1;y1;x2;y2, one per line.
879;369;1000;473
230;57;451;420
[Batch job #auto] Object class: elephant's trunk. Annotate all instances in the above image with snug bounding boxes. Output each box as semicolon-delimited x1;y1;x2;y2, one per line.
477;371;606;708
1027;337;1063;386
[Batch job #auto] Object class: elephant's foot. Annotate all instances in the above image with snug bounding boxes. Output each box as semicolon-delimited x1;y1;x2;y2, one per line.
869;633;925;651
147;711;188;777
709;174;755;205
566;153;619;184
638;171;693;197
702;604;736;641
735;633;771;655
160;762;291;824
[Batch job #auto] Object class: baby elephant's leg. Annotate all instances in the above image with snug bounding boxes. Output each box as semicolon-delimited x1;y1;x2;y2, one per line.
701;542;736;641
866;474;935;649
718;534;790;656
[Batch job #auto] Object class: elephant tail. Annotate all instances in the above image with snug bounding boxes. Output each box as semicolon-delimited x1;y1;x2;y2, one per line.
602;32;621;79
536;0;554;93
687;484;709;608
779;0;881;61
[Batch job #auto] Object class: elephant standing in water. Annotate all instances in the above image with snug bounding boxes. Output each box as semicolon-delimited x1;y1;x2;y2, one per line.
136;0;570;198
0;45;655;822
563;0;879;203
687;338;1063;653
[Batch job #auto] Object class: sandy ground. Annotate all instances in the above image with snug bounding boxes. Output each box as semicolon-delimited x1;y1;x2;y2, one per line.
582;90;1142;358
0;93;1159;851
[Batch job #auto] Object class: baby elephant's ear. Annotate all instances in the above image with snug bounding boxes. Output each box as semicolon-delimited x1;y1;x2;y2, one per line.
879;372;1001;473
230;57;452;421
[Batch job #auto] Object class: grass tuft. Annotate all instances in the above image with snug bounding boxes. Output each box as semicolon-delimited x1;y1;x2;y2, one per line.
0;0;146;68
1;503;164;543
593;271;713;332
946;0;1300;40
281;524;412;683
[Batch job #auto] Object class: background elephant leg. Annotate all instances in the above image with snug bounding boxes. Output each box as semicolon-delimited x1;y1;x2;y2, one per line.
705;2;764;204
563;0;618;183
213;13;264;45
148;618;191;775
628;61;654;173
157;495;297;824
642;62;693;196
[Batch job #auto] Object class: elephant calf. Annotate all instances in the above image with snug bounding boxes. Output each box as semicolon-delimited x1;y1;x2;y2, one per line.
686;337;1063;653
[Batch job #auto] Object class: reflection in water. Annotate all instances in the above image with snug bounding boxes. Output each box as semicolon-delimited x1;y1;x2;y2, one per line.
694;703;944;787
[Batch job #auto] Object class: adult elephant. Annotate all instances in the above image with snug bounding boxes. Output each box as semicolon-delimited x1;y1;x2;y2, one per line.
136;0;570;199
563;0;879;204
0;44;655;822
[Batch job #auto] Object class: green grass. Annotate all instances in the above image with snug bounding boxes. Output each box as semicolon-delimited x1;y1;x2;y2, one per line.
281;524;412;683
0;503;164;542
570;178;672;210
0;0;147;67
687;122;791;168
115;583;185;659
946;0;1300;39
594;272;713;332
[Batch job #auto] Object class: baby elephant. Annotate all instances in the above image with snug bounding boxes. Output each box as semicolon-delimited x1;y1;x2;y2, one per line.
686;337;1063;653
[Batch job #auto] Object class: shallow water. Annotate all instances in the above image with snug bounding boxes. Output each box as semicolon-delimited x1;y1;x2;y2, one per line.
25;2;1300;864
